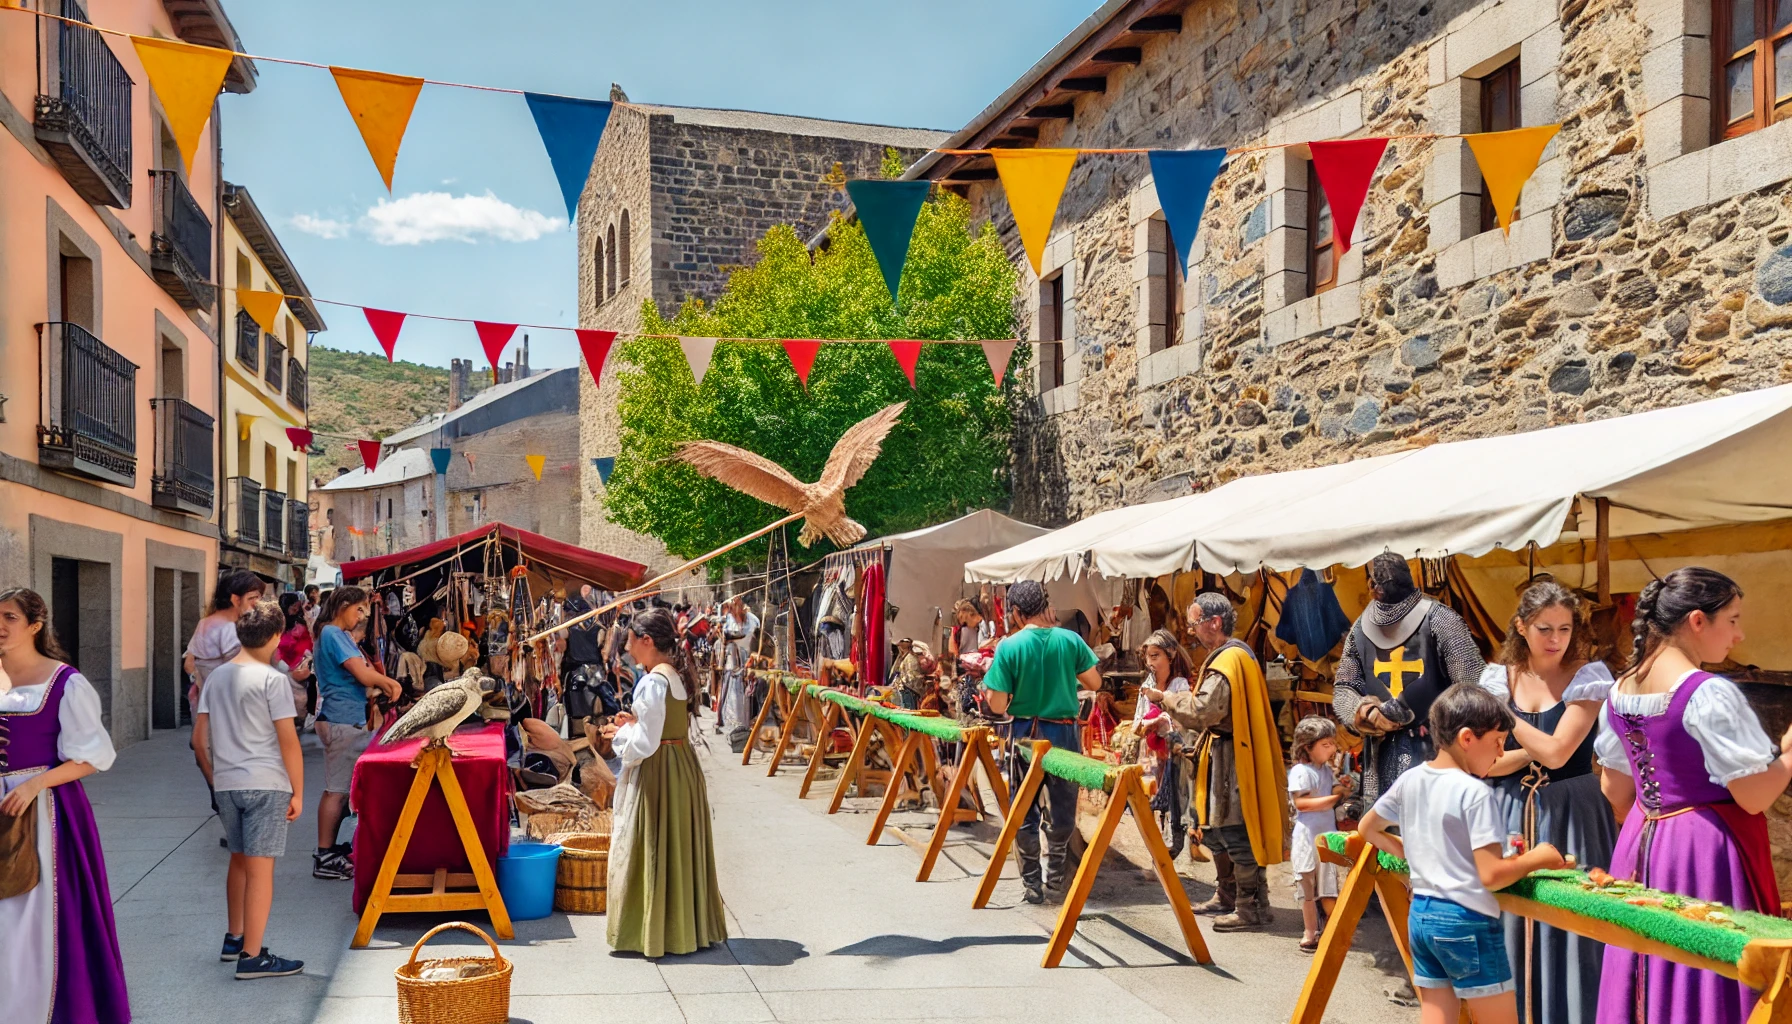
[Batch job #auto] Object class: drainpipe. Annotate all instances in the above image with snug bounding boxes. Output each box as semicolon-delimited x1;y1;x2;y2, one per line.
213;98;226;575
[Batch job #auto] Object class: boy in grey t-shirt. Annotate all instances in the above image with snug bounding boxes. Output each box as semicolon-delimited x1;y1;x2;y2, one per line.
194;600;305;980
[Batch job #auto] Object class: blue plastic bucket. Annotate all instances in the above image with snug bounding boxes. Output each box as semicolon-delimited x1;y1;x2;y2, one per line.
495;842;563;921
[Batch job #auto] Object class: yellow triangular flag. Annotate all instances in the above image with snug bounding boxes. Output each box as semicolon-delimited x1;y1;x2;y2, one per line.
236;413;259;442
131;36;234;174
330;67;425;192
990;149;1079;275
525;454;545;481
1464;124;1561;234
236;288;285;336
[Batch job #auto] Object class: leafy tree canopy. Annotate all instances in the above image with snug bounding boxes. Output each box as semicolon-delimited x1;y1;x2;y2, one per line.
605;172;1019;570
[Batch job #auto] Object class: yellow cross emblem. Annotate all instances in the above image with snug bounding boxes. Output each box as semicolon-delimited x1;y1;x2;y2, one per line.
1373;645;1425;696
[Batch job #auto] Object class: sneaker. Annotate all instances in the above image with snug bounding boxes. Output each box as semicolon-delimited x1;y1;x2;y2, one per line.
311;850;352;880
236;949;304;979
220;933;245;962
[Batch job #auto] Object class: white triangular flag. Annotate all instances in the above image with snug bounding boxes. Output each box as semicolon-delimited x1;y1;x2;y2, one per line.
680;336;718;385
981;340;1019;387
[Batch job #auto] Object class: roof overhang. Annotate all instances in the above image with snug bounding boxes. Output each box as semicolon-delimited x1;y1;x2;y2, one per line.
223;183;326;332
160;0;257;93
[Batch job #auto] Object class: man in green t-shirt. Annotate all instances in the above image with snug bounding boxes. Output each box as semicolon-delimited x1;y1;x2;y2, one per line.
982;579;1101;904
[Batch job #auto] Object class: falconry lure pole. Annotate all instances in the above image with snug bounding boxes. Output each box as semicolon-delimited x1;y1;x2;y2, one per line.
523;402;908;645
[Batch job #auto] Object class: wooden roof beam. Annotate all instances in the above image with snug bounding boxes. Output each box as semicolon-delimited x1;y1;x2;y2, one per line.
1059;77;1108;93
1092;47;1143;65
1029;103;1076;120
1129;14;1182;32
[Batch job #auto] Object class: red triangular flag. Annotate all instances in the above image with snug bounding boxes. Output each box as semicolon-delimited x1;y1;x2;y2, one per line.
576;329;617;389
357;440;381;472
782;340;822;388
1307;138;1389;255
887;340;922;388
981;340;1019;387
363;308;406;361
474;321;518;381
285;427;314;450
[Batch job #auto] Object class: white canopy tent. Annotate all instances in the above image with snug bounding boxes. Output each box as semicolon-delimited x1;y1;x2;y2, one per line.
962;496;1199;582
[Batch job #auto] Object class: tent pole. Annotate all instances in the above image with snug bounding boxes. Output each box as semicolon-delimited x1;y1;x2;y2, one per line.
1595;497;1611;605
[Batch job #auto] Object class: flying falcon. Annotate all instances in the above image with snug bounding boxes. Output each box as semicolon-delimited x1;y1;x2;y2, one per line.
385;668;498;759
674;402;907;547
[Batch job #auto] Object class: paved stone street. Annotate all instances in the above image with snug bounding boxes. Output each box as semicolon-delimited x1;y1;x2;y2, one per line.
94;717;1405;1023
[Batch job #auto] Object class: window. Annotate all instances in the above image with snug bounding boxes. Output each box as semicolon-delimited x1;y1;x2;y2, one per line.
1716;0;1792;138
1161;244;1183;348
158;335;184;398
1479;57;1522;232
263;443;277;490
605;224;618;299
235;251;252;293
619;210;631;287
591;236;604;307
1041;273;1065;389
286;458;298;498
1306;162;1336;297
387;498;394;520
58;250;95;329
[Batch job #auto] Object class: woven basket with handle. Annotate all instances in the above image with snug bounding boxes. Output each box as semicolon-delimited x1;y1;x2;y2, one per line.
394;922;512;1024
554;832;610;913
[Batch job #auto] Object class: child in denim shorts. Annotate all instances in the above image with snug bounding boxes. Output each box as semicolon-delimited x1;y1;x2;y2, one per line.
1359;684;1566;1024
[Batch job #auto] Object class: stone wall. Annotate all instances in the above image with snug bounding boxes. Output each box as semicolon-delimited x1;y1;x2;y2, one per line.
955;0;1792;528
442;408;583;543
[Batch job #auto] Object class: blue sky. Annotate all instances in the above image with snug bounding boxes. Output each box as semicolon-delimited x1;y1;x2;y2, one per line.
219;0;1095;369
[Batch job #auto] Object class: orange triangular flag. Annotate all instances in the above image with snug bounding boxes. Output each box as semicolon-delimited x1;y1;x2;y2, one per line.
1464;124;1561;234
525;454;545;481
981;340;1018;387
330;67;425;192
131;36;234;174
990;149;1079;275
236;288;284;336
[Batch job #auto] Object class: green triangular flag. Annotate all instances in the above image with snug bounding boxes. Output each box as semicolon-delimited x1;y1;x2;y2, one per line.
846;180;931;304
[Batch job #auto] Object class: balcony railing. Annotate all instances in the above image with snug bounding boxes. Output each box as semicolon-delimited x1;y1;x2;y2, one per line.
265;337;285;391
263;491;287;555
288;501;311;560
34;0;131;208
287;358;307;410
226;476;260;547
234;310;259;371
149;398;213;517
149;170;214;310
37;321;137;487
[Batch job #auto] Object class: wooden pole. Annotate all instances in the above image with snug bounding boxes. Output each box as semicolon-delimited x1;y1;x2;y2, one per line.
1596;495;1611;605
975;741;1048;909
867;730;921;845
797;702;841;799
916;728;992;882
1042;767;1136;968
1123;776;1211;965
765;685;810;777
828;710;878;813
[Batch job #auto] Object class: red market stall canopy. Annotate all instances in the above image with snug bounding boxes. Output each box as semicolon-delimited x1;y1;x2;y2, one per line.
340;523;646;592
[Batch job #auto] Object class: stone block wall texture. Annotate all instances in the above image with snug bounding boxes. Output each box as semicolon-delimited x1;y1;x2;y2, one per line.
442;409;583;543
955;0;1792;527
574;105;939;573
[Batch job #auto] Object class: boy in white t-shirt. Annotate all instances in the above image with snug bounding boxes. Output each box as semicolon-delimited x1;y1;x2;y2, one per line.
194;600;306;981
1359;684;1566;1024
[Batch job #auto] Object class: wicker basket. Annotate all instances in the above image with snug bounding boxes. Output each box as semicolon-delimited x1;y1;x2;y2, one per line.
554;832;611;913
394;922;512;1024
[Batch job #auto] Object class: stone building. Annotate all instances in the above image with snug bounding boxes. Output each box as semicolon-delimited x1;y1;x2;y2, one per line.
910;0;1792;528
574;88;949;572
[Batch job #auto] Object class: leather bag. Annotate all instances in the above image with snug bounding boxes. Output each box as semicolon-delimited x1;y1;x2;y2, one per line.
0;793;40;900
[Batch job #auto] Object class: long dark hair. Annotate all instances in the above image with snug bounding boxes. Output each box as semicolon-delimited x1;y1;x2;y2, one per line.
210;569;265;612
1141;628;1193;684
1630;567;1744;668
630;607;697;713
1497;578;1592;669
278;592;306;633
314;586;368;636
0;587;69;660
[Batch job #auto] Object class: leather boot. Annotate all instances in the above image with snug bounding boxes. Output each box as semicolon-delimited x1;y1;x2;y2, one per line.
1252;864;1274;926
1044;833;1074;899
1194;848;1236;914
1016;830;1045;904
1212;872;1266;931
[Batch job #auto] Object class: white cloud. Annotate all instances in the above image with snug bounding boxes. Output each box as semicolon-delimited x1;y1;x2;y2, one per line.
360;191;564;245
290;213;353;239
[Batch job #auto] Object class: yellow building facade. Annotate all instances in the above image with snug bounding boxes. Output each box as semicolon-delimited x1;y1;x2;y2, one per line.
220;184;321;585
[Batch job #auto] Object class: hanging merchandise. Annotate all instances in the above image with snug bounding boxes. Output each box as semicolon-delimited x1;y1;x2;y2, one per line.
855;558;888;690
1274;568;1353;662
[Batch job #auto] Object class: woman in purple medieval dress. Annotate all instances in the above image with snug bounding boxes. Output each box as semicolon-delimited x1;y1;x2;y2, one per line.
1596;568;1792;1024
0;587;129;1024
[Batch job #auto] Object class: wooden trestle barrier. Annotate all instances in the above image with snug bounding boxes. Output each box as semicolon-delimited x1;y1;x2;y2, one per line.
351;745;514;948
740;669;798;767
972;741;1211;970
1292;833;1792;1024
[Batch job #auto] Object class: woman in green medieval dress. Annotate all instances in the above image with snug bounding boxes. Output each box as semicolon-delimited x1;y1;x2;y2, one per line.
602;607;726;957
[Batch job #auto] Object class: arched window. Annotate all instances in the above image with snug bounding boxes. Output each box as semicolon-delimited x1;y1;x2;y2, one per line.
619;210;631;287
605;224;618;299
592;236;605;307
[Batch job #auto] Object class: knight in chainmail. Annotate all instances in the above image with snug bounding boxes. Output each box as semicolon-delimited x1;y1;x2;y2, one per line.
1332;553;1485;805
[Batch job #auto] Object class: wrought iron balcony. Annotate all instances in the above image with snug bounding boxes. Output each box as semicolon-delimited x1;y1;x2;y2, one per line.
234;310;259;371
263;491;287;555
288;501;311;560
37;322;137;487
286;358;307;410
265;337;285;391
34;0;131;208
226;475;261;547
149;170;214;310
149;398;213;517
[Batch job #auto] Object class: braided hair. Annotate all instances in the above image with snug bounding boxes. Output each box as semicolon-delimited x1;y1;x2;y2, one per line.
1629;567;1743;669
630;607;698;717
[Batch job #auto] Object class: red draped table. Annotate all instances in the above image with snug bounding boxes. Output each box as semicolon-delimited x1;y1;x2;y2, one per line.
348;722;513;943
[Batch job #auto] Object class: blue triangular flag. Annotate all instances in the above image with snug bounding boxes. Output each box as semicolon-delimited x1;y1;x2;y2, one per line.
430;447;451;475
593;456;615;485
1148;148;1227;273
846;180;931;304
525;93;614;220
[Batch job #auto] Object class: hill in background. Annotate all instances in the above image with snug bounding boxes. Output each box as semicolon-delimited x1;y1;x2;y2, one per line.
305;345;489;481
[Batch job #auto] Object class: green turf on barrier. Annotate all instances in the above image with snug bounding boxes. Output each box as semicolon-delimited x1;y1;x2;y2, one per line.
1501;870;1792;966
812;686;967;742
1320;831;1410;875
1015;742;1120;793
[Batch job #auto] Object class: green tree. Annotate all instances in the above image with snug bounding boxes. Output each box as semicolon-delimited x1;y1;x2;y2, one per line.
606;183;1018;568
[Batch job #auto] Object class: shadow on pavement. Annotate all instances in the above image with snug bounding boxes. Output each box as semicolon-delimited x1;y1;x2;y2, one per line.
829;933;1047;959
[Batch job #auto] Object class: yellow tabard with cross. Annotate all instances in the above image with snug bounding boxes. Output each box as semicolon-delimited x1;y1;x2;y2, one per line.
1373;645;1425;697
